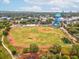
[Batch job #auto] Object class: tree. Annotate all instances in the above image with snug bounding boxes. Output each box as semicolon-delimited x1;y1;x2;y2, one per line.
0;20;12;29
30;43;39;53
46;18;53;24
20;20;27;25
49;44;61;54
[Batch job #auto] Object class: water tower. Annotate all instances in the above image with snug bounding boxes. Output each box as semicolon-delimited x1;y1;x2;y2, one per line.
52;13;62;28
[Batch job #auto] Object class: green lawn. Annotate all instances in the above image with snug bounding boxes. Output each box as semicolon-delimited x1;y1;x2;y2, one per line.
0;46;12;59
10;26;68;47
0;31;11;59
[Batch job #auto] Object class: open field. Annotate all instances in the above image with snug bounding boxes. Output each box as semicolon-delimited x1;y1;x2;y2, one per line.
10;26;68;47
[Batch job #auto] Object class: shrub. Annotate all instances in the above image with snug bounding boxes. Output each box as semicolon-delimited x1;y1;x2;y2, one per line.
5;27;11;31
49;44;61;54
55;54;62;59
61;46;71;55
30;43;39;53
47;54;54;59
62;37;71;44
40;55;48;59
0;40;2;45
71;56;78;59
8;45;17;55
3;30;8;36
47;54;62;59
23;48;30;53
70;44;79;56
62;55;70;59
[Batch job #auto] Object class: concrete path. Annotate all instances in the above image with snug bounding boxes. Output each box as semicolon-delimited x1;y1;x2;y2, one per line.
60;27;77;44
1;36;15;59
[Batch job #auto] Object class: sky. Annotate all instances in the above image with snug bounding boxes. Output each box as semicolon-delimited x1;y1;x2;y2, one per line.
0;0;79;12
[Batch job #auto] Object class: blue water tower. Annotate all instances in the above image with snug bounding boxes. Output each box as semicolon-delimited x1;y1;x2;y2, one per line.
52;13;62;28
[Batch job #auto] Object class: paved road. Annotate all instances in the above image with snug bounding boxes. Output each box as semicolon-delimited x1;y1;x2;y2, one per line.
1;36;15;59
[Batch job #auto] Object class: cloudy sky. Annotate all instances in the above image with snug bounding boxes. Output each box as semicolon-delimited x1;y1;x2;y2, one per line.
0;0;79;12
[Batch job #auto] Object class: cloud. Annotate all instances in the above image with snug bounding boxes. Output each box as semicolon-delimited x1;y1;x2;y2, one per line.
0;0;10;4
4;0;10;4
51;7;61;12
24;0;79;12
24;0;51;5
0;0;78;12
18;6;43;12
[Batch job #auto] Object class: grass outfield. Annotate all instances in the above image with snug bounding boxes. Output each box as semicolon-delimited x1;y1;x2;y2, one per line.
10;26;68;47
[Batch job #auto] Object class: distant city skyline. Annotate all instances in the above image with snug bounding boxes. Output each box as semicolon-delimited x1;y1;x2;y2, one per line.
0;0;79;12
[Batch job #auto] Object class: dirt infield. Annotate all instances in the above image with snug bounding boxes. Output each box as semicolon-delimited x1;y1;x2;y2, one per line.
8;33;16;45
